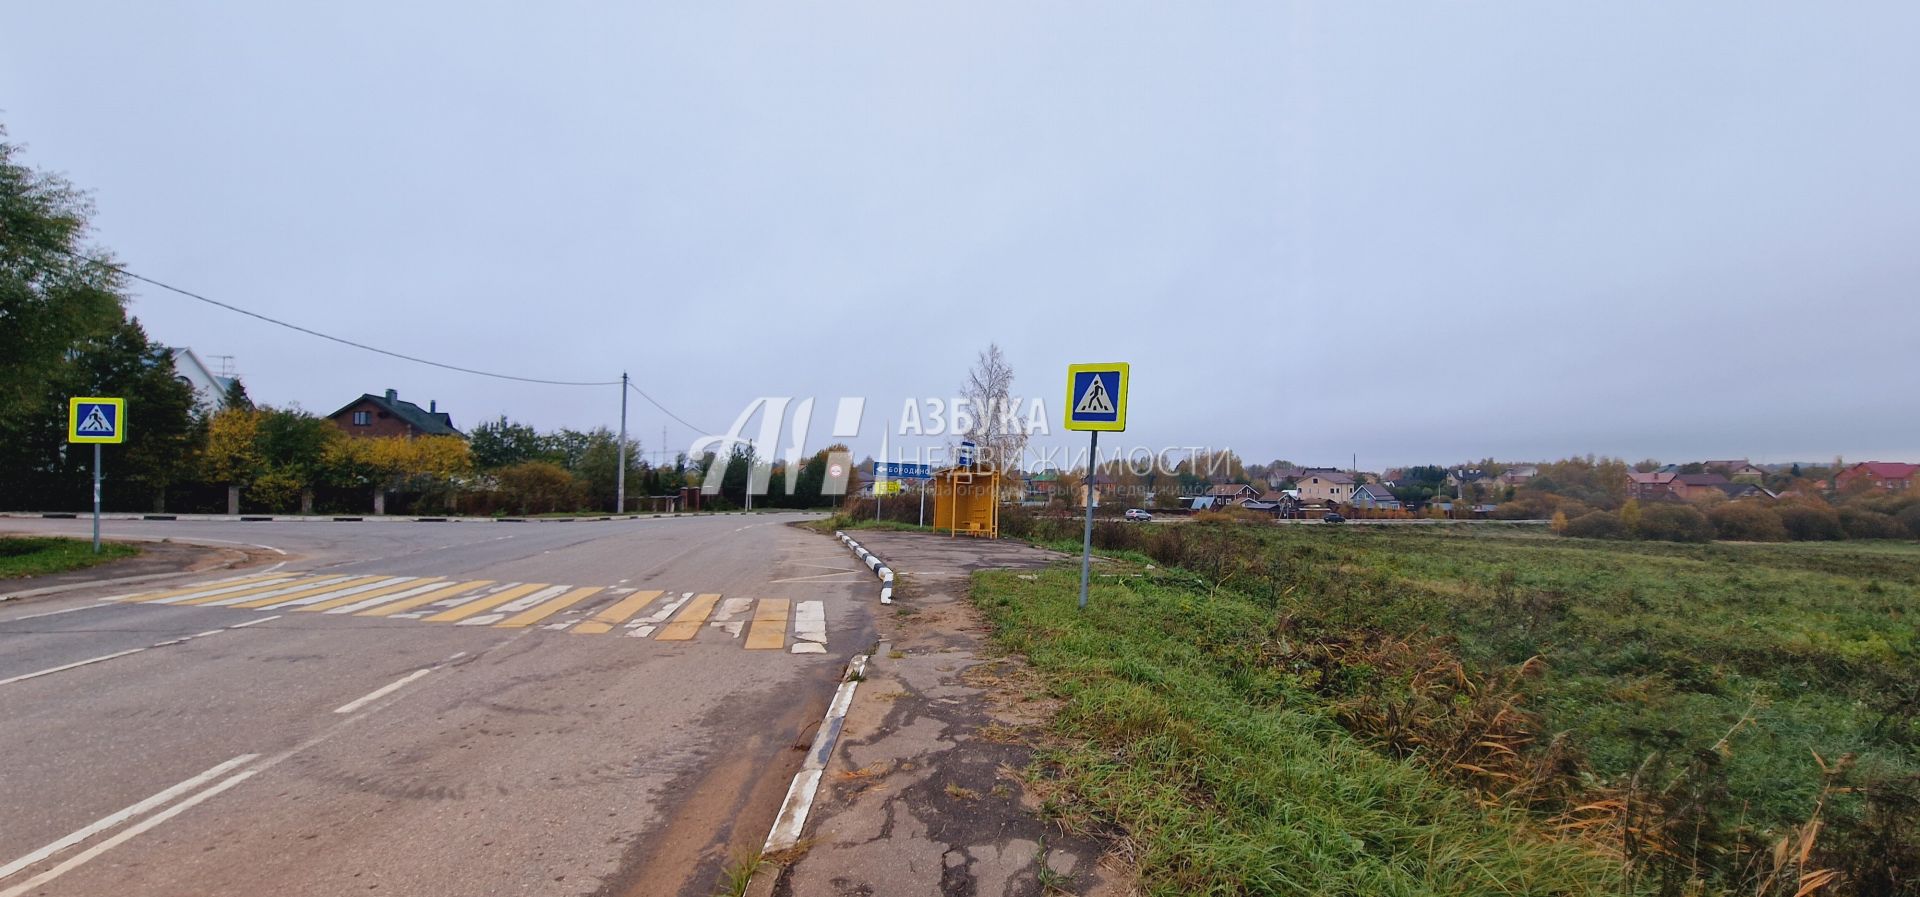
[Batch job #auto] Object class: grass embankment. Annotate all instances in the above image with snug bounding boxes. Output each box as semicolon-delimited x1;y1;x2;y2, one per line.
0;536;137;579
974;524;1919;896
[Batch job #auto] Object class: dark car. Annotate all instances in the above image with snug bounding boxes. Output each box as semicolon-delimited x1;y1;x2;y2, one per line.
1322;512;1346;523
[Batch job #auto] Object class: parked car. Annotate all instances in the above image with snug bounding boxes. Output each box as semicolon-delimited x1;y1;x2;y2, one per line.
1124;508;1154;521
1322;512;1346;523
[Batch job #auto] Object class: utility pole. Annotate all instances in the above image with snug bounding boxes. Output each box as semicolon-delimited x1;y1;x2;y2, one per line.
616;372;629;515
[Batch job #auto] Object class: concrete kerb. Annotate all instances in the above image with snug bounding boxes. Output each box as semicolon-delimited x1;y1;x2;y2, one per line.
750;652;869;891
834;531;895;604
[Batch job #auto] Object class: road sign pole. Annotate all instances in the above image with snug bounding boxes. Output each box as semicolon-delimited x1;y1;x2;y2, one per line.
1077;430;1098;610
92;443;103;554
918;484;925;527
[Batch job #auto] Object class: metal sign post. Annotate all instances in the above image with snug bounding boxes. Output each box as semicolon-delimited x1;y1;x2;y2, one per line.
69;397;127;554
1062;364;1129;610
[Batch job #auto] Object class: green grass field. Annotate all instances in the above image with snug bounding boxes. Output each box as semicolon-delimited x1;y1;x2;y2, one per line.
0;536;137;579
973;524;1919;896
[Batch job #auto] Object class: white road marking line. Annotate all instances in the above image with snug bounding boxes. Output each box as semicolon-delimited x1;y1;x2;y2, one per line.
713;621;745;638
145;577;301;605
790;643;827;654
0;648;147;687
0;753;258;884
769;571;863;584
794;600;827;644
197;576;354;607
456;613;506;626
713;598;753;622
628;625;657;638
189;629;224;639
334;669;433;714
429;582;519;609
495;584;568;614
229;615;281;629
0;768;260;897
1;605;100;623
323;580;450;615
260;576;416;610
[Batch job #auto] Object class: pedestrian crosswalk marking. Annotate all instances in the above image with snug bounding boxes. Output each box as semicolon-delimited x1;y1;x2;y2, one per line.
497;586;602;629
262;576;420;611
571;589;664;635
227;576;388;609
425;583;549;623
177;575;354;607
358;580;495;617
745;598;790;650
311;580;452;614
125;574;289;605
656;593;720;641
110;575;828;653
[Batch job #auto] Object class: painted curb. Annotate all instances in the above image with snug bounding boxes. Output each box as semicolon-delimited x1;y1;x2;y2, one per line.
833;531;894;604
762;653;868;853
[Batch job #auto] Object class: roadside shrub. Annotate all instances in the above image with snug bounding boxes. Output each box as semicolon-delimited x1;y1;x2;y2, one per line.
1708;501;1787;542
1491;499;1542;520
1563;510;1628;540
495;461;580;514
1900;504;1920;539
1634;502;1714;542
1839;507;1910;540
1779;504;1847;541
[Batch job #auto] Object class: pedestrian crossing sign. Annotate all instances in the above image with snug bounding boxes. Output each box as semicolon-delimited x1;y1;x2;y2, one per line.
69;397;126;444
1063;363;1128;432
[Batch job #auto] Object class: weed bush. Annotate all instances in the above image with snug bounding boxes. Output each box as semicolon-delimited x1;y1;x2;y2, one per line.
1709;501;1788;541
1564;509;1629;539
1634;502;1715;542
1780;504;1847;541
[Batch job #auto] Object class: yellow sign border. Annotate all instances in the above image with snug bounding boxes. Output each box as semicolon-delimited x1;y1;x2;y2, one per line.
69;397;127;444
1063;363;1129;432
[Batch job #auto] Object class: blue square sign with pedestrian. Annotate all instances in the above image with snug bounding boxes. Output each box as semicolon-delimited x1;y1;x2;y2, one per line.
1063;363;1128;432
69;397;127;444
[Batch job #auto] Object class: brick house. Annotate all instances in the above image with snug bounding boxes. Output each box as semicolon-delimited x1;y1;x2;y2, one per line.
1667;472;1732;501
328;389;462;439
1835;462;1919;493
1626;471;1676;500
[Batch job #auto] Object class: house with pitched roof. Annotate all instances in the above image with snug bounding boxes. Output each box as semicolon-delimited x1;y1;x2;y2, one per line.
1835;462;1919;493
1349;482;1402;510
327;389;463;439
1296;472;1355;504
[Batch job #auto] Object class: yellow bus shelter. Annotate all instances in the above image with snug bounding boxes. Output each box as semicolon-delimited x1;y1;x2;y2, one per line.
932;467;1001;538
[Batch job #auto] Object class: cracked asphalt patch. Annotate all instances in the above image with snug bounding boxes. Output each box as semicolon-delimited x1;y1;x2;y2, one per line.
769;532;1130;897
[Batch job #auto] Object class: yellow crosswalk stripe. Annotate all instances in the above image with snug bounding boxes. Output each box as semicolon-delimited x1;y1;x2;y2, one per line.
423;582;550;623
357;580;494;618
744;598;790;650
571;590;665;635
656;593;720;641
495;586;603;628
228;576;387;609
122;573;291;603
171;575;339;605
297;579;444;613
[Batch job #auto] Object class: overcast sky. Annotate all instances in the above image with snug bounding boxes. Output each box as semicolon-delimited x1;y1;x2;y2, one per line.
6;2;1916;470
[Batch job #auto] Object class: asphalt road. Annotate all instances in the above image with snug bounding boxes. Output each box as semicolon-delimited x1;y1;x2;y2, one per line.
0;514;872;897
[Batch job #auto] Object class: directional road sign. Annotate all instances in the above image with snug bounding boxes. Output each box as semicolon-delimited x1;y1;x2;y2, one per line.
69;397;127;444
872;461;932;479
1063;363;1128;432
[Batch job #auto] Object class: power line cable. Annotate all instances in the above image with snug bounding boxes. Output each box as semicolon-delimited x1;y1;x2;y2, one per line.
629;380;709;436
60;247;623;387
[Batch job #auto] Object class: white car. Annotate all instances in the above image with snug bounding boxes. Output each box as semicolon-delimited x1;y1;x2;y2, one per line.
1124;509;1153;521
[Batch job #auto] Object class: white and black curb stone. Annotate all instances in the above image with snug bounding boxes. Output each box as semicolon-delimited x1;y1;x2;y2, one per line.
834;531;894;604
762;653;869;854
